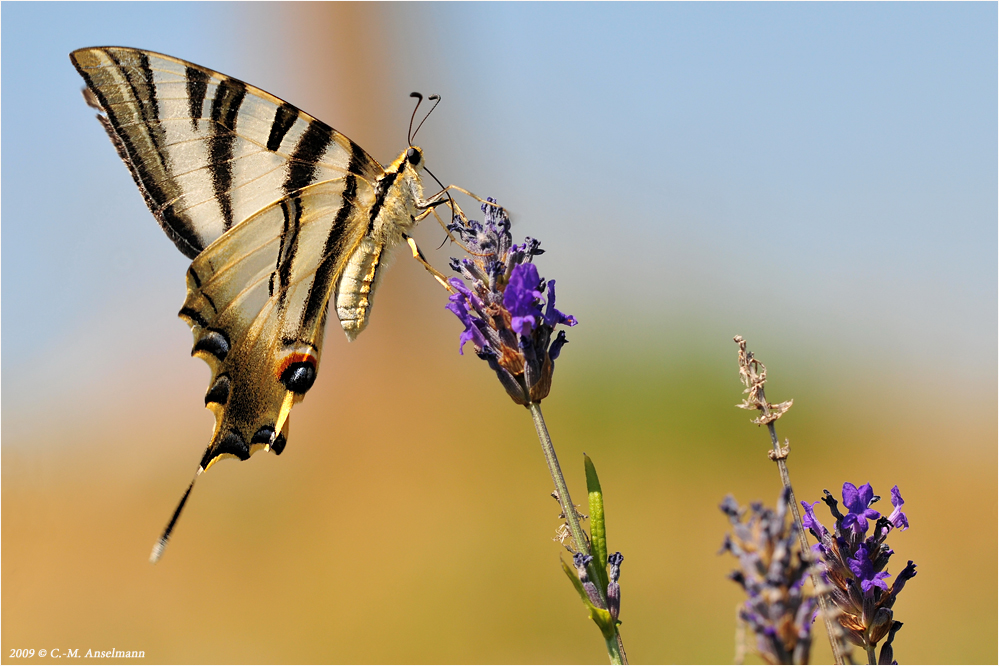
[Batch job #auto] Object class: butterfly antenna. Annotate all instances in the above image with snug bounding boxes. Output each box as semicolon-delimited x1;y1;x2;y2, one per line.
411;94;441;143
149;467;203;563
408;92;424;146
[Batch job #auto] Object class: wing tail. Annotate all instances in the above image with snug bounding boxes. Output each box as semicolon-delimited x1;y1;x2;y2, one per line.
149;469;201;564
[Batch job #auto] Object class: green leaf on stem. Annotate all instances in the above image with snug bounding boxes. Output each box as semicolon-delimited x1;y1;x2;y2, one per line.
584;454;608;589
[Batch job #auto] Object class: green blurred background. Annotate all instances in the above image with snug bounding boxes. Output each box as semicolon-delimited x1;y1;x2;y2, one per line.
2;3;995;663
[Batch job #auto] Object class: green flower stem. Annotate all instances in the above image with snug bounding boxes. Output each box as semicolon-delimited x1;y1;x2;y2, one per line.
606;635;625;666
528;402;627;665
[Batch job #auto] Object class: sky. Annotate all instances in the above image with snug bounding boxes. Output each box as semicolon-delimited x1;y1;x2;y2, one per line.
420;2;997;389
4;2;995;395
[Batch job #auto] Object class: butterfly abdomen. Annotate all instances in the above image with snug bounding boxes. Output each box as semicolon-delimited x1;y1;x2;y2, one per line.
335;149;425;341
337;236;390;342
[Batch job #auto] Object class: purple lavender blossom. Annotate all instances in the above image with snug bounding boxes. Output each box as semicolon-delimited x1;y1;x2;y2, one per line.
446;199;577;405
801;482;917;663
720;487;817;665
800;500;826;538
847;544;891;593
505;263;544;334
841;482;881;535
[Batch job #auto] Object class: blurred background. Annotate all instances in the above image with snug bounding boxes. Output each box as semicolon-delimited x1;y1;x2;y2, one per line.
2;2;995;663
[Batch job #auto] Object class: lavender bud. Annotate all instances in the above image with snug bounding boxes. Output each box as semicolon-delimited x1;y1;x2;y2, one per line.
878;621;903;665
868;607;894;645
572;552;603;609
606;552;624;620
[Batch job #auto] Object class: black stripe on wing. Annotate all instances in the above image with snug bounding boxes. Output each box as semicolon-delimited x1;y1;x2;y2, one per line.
300;174;359;333
285;122;335;195
207;78;247;231
186;67;209;131
270;195;304;302
366;170;399;234
267;103;298;152
74;50;206;258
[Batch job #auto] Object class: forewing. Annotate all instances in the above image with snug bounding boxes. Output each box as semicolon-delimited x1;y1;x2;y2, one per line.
70;46;384;258
181;177;374;469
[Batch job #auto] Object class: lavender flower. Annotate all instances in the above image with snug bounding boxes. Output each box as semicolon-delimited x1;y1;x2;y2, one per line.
720;487;818;665
841;482;881;535
446;199;577;405
801;483;917;663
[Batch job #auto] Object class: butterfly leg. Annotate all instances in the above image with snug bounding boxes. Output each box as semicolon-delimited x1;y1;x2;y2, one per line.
419;185;501;227
421;184;495;209
412;187;507;273
413;204;464;254
416;186;504;256
403;234;453;292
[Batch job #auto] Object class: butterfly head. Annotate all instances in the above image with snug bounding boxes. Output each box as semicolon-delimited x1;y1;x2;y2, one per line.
386;143;426;176
405;145;424;170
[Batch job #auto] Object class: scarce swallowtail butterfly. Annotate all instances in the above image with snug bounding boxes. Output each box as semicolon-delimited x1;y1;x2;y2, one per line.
71;47;461;562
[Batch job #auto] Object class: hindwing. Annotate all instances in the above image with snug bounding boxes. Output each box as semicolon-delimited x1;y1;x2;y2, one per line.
182;178;373;469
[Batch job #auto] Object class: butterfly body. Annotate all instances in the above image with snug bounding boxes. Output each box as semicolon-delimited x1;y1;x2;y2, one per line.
337;147;427;340
71;46;443;559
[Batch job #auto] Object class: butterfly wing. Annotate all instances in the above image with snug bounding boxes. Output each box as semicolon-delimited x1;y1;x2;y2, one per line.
71;47;387;465
183;177;373;469
70;46;385;257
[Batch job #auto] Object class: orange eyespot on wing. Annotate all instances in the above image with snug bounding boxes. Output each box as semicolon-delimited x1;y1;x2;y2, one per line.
278;353;319;394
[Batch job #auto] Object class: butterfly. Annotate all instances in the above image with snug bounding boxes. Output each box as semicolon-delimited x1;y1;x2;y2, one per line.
71;46;464;562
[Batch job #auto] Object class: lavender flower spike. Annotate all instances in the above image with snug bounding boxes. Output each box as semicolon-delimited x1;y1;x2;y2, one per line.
801;483;917;662
449;209;620;662
721;487;818;665
446;199;577;405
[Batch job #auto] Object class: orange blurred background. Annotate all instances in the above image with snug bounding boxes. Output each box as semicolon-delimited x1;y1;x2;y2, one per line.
3;3;995;664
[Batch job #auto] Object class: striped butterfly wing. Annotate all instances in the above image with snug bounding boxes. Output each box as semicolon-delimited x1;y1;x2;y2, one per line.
71;47;391;558
181;177;373;469
70;47;384;257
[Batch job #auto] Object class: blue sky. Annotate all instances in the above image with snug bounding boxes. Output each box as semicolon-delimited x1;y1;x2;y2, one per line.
3;2;995;397
415;3;997;384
